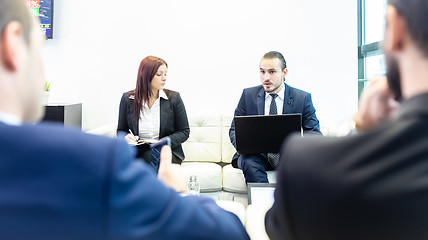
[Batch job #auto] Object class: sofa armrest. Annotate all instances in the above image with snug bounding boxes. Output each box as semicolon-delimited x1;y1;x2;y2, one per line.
246;204;272;240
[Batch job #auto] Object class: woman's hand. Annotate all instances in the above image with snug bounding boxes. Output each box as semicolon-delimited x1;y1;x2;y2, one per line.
124;133;138;145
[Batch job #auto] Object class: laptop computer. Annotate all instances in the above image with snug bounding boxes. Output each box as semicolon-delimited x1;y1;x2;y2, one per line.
247;183;276;205
234;113;302;155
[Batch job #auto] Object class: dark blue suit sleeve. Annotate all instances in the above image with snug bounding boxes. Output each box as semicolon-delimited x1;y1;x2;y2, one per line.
302;94;322;135
107;141;249;240
229;90;247;148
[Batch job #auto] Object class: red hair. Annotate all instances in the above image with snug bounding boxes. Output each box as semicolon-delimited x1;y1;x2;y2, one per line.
131;56;167;122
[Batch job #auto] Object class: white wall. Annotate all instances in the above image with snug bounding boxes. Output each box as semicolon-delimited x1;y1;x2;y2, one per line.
43;0;357;132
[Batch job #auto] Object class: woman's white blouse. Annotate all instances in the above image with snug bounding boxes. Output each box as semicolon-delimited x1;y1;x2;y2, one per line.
138;90;168;141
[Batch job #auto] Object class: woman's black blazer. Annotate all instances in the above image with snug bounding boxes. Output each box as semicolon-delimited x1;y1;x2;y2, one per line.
117;89;190;164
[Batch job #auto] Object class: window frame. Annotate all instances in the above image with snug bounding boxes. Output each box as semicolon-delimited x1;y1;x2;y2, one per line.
358;0;384;98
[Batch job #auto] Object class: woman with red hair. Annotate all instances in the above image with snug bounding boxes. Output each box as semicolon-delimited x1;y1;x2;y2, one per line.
117;56;190;164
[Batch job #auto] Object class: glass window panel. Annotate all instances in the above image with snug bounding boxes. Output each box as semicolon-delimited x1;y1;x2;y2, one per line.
358;79;369;99
365;54;386;79
364;0;387;44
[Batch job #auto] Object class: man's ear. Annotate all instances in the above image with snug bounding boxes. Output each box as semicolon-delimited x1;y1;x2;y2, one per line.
283;68;288;79
384;6;406;53
0;21;25;72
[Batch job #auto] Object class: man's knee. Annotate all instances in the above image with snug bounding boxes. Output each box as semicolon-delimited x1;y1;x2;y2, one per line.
239;155;268;173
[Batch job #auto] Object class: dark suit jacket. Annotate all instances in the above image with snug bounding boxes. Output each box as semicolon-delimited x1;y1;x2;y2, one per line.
117;89;190;164
0;122;249;240
229;84;321;167
265;93;428;240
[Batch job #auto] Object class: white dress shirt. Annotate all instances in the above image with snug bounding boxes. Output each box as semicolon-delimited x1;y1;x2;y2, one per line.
0;111;22;126
264;83;285;115
138;90;168;141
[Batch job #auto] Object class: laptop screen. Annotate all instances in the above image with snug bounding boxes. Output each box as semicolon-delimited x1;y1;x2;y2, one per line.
234;114;302;154
247;183;276;205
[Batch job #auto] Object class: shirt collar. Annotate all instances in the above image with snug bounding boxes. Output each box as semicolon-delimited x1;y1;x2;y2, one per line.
142;90;169;108
159;89;169;100
0;111;22;126
265;82;285;101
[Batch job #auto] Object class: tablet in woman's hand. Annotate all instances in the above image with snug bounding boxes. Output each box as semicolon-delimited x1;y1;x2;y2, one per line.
150;137;171;173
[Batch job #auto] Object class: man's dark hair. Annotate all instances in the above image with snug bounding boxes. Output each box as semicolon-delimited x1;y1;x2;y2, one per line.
0;0;33;43
388;0;428;57
263;51;287;70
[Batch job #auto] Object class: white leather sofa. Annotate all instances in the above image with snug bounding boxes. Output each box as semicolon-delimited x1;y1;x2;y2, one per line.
86;115;276;205
181;115;276;205
88;114;332;206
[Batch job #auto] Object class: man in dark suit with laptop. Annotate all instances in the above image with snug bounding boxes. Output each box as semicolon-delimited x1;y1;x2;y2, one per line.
229;51;322;183
265;0;428;239
0;0;249;239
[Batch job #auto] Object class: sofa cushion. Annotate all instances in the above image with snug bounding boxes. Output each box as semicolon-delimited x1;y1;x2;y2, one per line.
183;115;222;163
267;171;277;183
221;115;236;163
223;164;278;193
183;142;222;163
181;162;222;192
222;164;247;193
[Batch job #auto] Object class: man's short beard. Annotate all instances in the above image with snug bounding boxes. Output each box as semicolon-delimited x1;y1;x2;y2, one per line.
386;54;403;101
265;81;283;93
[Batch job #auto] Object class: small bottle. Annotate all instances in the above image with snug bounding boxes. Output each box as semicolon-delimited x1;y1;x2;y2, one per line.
188;175;200;196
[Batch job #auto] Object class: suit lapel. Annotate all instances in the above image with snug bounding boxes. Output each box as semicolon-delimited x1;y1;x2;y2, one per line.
159;98;171;138
257;88;265;115
283;83;293;114
128;97;139;134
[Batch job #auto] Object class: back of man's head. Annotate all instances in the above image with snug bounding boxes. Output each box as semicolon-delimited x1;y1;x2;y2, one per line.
389;0;428;57
0;0;45;122
0;0;32;43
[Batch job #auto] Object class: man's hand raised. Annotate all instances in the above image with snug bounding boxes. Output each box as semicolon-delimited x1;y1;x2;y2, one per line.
158;145;187;193
353;77;400;132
